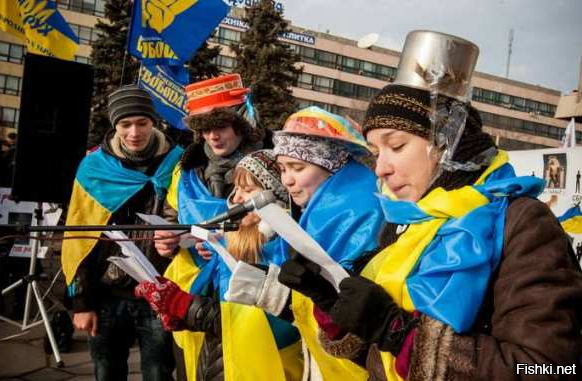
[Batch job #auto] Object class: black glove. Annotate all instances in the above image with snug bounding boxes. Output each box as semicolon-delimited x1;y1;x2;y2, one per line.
329;275;418;356
278;255;338;312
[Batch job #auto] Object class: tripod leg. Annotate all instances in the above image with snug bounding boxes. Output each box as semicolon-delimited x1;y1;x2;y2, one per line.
22;227;41;328
31;280;64;368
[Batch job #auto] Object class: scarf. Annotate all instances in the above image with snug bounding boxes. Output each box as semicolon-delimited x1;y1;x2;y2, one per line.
361;150;544;380
203;140;262;198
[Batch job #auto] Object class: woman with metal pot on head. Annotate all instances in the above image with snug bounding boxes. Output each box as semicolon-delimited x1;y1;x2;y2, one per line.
278;31;582;381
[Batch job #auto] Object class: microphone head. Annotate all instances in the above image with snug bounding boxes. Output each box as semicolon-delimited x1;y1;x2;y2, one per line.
250;190;277;210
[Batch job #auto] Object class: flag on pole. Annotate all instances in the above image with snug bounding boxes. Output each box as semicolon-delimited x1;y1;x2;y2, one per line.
0;0;79;60
138;64;190;130
127;0;229;66
561;117;577;148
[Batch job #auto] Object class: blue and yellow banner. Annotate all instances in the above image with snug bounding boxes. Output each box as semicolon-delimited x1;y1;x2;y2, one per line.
62;145;183;285
138;64;189;130
0;0;79;60
558;204;582;234
128;0;229;66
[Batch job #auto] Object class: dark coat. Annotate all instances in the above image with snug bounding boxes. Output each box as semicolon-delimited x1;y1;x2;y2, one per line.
71;143;174;312
397;197;582;380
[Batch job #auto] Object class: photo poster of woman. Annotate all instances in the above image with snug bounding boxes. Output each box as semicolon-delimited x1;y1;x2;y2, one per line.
508;147;582;257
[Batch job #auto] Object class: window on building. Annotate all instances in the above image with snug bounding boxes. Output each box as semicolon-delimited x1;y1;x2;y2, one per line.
74;56;92;64
316;51;336;69
70;24;98;45
0;42;25;64
0;74;22;96
297;73;313;89
313;76;333;93
376;65;395;81
340;56;359;74
217;28;241;44
57;0;105;16
0;107;19;128
213;55;236;73
335;81;355;98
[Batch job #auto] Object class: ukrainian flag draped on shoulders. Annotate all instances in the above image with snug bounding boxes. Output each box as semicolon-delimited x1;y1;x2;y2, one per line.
361;150;544;381
61;145;183;286
289;159;384;381
0;0;79;60
164;166;302;381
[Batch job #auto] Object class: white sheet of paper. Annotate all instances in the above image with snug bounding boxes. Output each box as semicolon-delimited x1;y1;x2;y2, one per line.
254;203;349;291
190;225;238;272
103;230;160;284
136;213;197;248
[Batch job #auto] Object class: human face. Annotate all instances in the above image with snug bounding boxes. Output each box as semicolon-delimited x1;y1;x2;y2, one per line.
277;156;331;208
367;128;438;202
115;116;154;152
231;179;263;227
202;125;243;157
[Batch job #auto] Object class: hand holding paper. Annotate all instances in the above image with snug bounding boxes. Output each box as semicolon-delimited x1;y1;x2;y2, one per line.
137;213;198;248
103;230;160;284
190;225;237;272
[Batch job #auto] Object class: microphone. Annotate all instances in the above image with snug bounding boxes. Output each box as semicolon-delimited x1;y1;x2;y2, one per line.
202;190;276;225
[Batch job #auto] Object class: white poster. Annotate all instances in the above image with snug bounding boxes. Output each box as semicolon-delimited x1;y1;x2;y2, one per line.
0;188;62;258
508;147;582;262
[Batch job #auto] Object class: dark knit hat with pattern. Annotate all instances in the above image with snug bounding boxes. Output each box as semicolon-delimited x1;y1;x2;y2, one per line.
235;149;288;204
363;84;495;165
108;85;158;127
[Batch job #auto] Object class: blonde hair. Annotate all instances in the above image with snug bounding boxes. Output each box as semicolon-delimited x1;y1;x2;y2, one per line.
225;168;267;263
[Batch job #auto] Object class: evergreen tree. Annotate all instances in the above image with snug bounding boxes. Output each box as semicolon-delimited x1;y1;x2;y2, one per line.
89;0;138;148
232;0;302;130
89;0;221;147
187;41;221;82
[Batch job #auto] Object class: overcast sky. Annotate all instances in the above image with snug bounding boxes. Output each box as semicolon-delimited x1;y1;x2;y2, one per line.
280;0;582;94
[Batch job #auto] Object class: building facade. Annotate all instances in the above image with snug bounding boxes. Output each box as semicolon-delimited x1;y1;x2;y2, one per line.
1;3;580;150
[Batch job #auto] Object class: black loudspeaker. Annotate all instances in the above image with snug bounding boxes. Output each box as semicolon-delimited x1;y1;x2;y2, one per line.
11;53;94;204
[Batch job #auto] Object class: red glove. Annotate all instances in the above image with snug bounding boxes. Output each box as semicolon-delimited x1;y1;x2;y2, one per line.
135;277;193;325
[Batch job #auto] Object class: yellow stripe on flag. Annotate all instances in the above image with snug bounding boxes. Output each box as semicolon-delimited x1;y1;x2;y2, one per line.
61;180;111;285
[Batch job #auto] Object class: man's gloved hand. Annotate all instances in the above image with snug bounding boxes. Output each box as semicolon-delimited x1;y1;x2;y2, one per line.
135;276;193;330
225;262;290;316
329;275;418;356
278;255;338;312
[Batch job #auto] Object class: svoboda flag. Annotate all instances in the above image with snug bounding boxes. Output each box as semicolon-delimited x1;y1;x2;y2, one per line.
128;0;229;66
0;0;79;60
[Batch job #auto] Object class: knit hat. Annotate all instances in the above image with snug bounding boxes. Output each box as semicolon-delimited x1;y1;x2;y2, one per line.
233;149;288;204
108;85;158;127
273;134;350;173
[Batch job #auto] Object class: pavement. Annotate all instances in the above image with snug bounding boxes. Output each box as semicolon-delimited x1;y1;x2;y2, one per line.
0;321;143;380
0;249;144;380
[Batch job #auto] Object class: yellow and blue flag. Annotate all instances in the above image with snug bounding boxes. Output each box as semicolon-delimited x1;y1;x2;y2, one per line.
558;204;582;234
138;64;190;130
62;145;183;285
128;0;229;66
0;0;79;60
362;151;545;380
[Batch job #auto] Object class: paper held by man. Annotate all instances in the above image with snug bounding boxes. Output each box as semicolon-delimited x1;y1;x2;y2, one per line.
102;229;161;284
108;206;348;291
